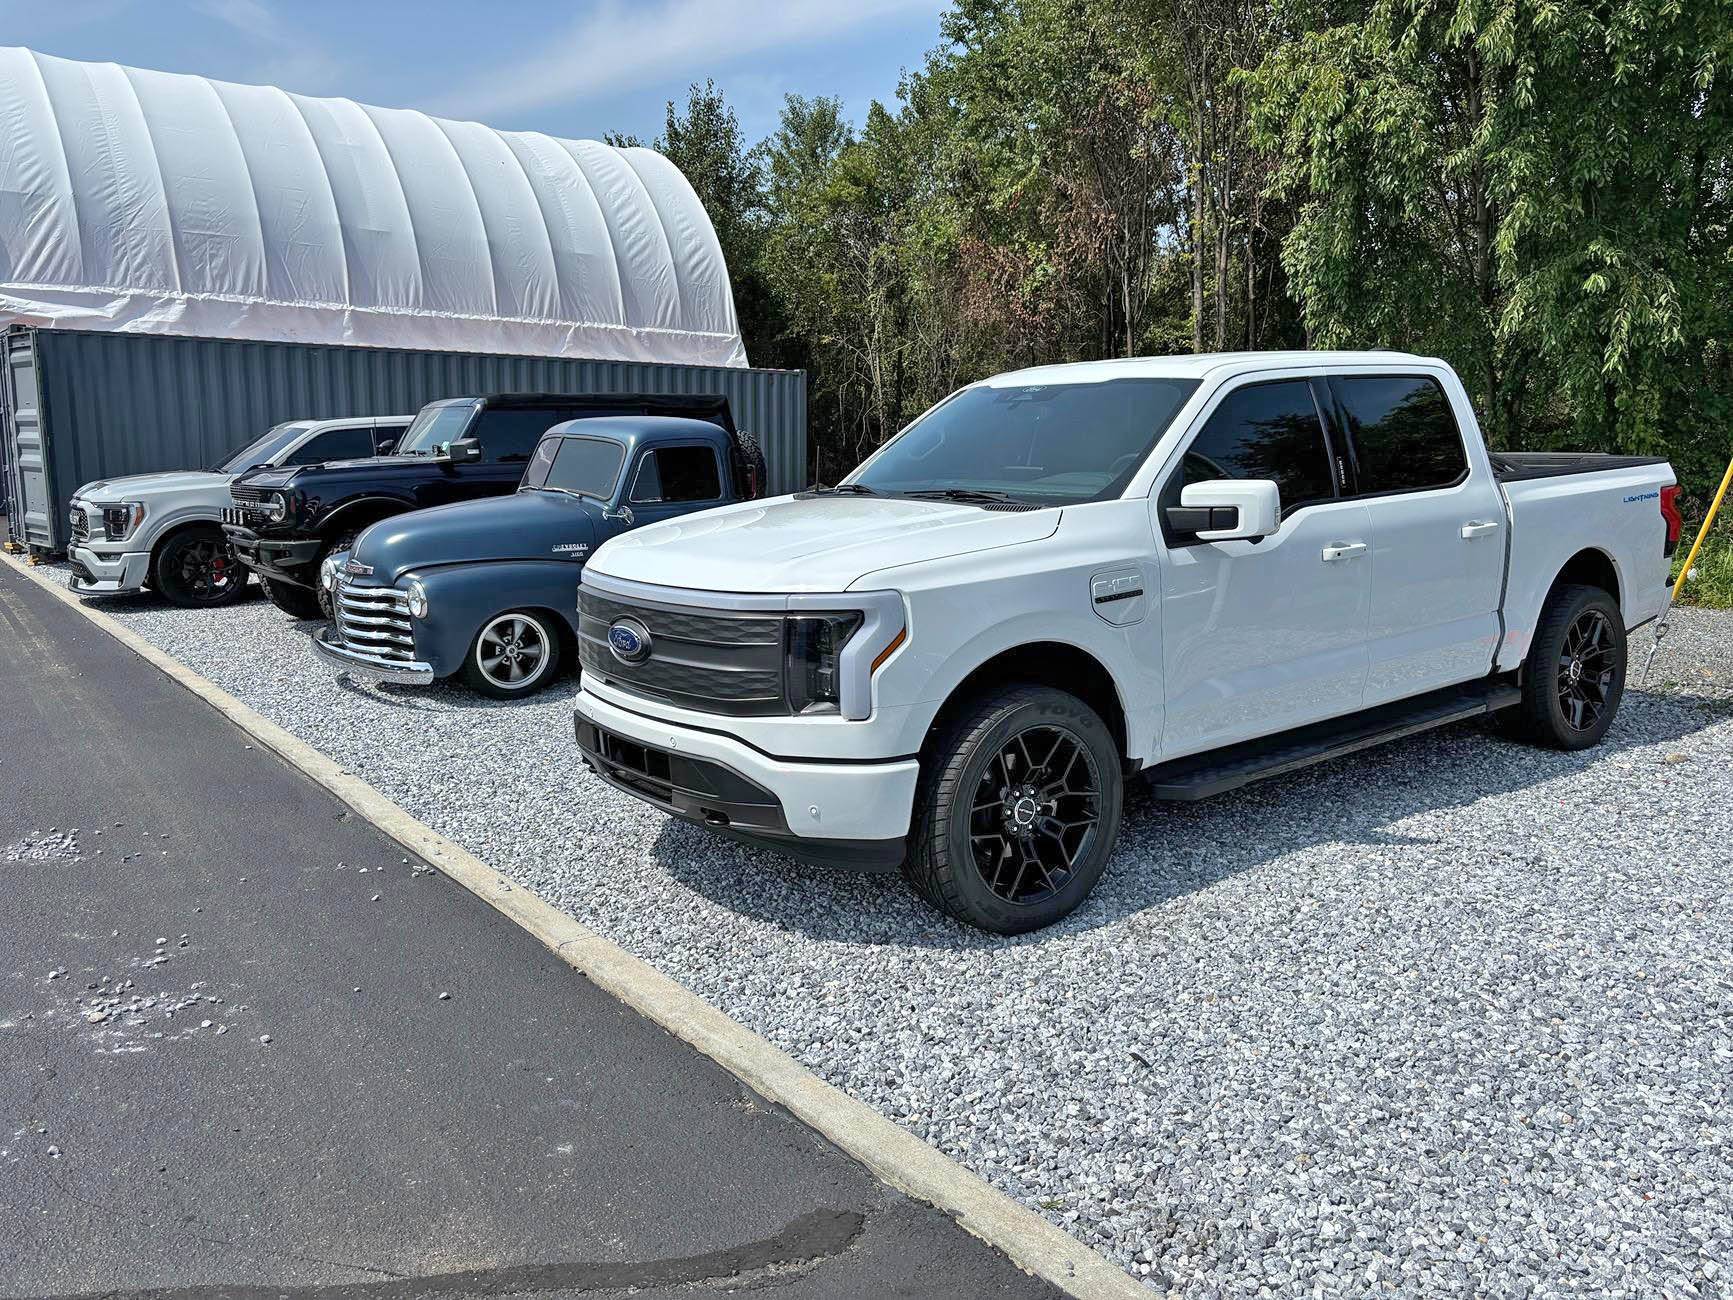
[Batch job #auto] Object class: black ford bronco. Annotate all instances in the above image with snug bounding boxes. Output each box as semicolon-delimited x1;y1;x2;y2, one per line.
223;392;762;617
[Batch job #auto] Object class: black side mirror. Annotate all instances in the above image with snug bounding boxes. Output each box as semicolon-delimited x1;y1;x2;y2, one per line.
1165;504;1241;536
376;437;398;455
445;437;482;465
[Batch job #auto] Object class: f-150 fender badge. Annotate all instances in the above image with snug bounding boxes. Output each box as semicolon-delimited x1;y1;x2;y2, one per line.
552;543;589;556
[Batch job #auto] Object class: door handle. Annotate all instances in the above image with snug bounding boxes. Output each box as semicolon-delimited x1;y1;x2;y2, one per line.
1461;520;1500;539
1321;541;1368;562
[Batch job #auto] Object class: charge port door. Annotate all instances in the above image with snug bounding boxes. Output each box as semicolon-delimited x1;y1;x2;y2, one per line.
1090;567;1147;626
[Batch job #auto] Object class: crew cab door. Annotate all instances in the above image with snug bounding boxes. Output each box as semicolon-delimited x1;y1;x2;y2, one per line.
420;406;545;509
1321;372;1506;705
618;442;727;536
1154;375;1372;758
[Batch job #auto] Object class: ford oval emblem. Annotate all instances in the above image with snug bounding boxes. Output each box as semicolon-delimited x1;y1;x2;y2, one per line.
608;617;652;665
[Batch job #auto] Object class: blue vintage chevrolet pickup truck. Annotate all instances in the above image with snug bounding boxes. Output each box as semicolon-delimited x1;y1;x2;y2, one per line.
312;414;758;697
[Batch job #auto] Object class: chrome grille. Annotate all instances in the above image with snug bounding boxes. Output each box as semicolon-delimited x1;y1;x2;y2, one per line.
578;587;787;716
69;506;89;542
334;579;416;665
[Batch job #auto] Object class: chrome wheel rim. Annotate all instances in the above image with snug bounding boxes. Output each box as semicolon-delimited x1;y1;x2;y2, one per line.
477;614;550;689
1558;608;1617;731
968;725;1101;906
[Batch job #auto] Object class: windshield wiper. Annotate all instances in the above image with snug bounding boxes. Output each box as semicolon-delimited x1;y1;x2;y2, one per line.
903;487;1025;506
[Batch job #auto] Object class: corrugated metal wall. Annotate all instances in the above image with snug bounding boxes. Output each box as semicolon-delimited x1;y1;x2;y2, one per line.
6;328;806;550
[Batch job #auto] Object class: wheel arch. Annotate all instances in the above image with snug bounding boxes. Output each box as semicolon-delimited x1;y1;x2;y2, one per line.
319;496;409;539
1547;547;1622;612
146;514;227;561
923;641;1128;763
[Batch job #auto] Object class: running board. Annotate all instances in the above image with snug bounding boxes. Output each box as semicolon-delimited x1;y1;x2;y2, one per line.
1142;679;1523;801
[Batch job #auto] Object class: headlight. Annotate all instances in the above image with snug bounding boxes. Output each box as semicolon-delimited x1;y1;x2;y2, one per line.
263;492;289;522
319;551;344;592
405;578;428;619
101;502;146;541
784;613;864;714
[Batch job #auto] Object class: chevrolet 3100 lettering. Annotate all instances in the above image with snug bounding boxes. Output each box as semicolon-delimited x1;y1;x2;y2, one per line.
572;351;1681;933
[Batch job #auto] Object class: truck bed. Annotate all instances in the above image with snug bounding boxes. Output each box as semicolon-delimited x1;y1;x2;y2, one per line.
1490;451;1671;483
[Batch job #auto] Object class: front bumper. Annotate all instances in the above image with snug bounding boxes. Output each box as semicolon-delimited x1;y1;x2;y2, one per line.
224;525;320;586
312;624;437;686
573;688;917;871
66;546;151;596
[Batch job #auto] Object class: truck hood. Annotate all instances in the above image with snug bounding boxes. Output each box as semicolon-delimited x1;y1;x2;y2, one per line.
588;494;1061;593
351;490;598;583
74;470;232;501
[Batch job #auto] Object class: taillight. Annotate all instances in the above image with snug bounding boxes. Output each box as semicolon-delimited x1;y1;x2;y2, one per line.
1660;484;1683;556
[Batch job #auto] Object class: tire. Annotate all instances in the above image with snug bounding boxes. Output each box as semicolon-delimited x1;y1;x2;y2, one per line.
902;685;1123;934
460;610;564;698
313;532;359;621
736;431;768;498
262;576;322;619
1504;583;1626;750
152;527;247;608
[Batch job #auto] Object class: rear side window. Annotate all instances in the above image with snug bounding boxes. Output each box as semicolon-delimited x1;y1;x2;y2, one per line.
1332;375;1466;494
283;425;374;466
631;446;722;503
1173;380;1335;517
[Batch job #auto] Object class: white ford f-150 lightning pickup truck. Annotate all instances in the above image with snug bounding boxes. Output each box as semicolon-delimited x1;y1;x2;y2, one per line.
67;415;411;607
572;352;1681;933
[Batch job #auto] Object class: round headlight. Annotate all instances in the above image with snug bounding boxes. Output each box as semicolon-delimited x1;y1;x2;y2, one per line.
406;578;428;619
263;492;288;522
319;551;343;592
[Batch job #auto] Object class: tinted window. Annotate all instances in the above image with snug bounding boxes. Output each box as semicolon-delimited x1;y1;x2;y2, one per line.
214;422;311;473
632;446;721;503
1333;376;1466;494
1173;380;1335;516
473;407;577;464
398;401;478;455
526;436;624;500
853;378;1199;505
282;425;375;466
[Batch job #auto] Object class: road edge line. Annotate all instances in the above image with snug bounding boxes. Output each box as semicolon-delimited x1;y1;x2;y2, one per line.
3;554;1144;1300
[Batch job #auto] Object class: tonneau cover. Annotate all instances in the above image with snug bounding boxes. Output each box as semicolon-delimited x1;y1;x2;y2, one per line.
1490;451;1671;483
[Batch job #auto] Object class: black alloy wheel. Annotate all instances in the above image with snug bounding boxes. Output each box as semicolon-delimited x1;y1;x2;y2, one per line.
969;724;1103;906
1557;607;1618;733
153;528;247;608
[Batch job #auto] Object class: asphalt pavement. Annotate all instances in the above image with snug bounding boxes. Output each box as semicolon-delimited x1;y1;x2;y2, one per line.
0;561;1057;1300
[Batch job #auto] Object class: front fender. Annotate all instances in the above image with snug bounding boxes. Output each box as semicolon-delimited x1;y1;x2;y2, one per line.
407;560;583;677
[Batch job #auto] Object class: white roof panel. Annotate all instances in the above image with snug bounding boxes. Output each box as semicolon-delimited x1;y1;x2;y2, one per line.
0;47;747;367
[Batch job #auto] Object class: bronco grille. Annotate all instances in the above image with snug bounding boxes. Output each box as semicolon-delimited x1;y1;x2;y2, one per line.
230;484;269;504
578;588;787;716
334;579;416;666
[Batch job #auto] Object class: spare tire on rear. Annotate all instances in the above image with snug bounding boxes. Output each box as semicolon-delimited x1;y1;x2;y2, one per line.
735;430;768;499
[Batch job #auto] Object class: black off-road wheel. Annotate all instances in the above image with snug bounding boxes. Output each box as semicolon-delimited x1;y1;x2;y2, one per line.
460;610;564;698
903;685;1123;934
1504;583;1627;750
152;527;247;608
262;576;322;620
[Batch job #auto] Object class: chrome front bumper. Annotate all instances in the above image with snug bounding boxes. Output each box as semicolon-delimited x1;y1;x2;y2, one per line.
312;625;436;685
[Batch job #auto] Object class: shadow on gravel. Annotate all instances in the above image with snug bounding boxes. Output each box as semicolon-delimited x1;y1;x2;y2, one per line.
655;686;1731;949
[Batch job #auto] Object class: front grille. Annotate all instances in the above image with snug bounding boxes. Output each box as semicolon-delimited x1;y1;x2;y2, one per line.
69;507;89;542
222;505;269;527
334;578;416;665
578;587;787;716
230;484;268;505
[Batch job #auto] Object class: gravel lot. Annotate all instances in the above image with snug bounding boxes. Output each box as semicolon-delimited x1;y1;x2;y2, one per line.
26;562;1733;1298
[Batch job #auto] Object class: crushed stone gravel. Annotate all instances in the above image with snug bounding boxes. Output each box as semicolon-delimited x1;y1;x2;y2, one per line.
28;567;1733;1296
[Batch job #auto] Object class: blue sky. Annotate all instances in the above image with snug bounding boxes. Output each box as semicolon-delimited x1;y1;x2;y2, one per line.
1;0;947;145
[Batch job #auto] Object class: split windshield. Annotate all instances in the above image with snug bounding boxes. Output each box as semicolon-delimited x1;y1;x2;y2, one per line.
397;401;480;456
520;435;625;501
850;377;1200;505
213;421;312;473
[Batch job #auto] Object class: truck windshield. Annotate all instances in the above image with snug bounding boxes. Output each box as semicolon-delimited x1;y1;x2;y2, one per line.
213;421;312;473
850;377;1200;505
521;435;624;501
397;401;480;455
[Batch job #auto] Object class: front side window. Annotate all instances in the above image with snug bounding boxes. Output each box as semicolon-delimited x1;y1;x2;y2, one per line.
214;422;310;473
397;401;479;456
282;425;374;466
631;446;721;503
852;377;1199;505
1171;380;1335;518
473;408;577;464
1331;375;1466;494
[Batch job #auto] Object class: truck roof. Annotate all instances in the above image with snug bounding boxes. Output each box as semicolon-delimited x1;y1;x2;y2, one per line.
981;350;1446;386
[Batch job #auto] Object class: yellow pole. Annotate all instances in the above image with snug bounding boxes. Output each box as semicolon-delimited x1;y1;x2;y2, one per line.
1671;453;1733;598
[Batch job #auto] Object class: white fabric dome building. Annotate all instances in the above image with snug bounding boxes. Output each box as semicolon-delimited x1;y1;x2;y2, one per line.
0;48;746;367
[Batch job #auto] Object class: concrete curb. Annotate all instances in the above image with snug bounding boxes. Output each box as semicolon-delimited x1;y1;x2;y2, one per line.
3;553;1147;1300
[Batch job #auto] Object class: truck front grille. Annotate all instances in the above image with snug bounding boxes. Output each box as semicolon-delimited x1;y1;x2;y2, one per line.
334;579;417;665
69;506;89;542
230;485;269;505
578;588;787;716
